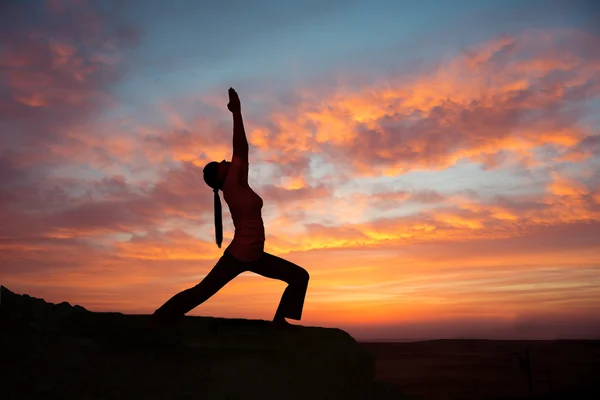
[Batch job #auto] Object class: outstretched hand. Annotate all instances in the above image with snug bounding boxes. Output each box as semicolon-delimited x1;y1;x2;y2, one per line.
227;87;241;113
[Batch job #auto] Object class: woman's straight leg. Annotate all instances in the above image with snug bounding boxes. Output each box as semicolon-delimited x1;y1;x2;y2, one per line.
152;251;245;322
249;252;310;321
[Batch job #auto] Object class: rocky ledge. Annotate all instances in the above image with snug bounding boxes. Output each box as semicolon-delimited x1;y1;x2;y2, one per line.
0;286;407;399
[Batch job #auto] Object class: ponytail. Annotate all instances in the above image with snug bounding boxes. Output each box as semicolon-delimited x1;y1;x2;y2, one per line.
213;188;223;248
203;161;223;248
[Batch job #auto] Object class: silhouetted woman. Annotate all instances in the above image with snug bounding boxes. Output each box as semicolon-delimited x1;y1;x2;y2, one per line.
151;88;309;329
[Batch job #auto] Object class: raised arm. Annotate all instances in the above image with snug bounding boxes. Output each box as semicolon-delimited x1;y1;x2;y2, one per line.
227;87;248;162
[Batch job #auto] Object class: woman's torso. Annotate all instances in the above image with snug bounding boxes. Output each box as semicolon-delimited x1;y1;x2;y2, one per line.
222;165;265;261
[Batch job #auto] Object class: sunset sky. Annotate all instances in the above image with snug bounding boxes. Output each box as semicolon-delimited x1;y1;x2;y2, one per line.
1;0;600;341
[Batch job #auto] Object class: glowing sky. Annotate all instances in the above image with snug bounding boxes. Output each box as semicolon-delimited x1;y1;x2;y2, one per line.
1;0;600;341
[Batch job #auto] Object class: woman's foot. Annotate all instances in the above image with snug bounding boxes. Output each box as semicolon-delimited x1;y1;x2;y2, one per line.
271;317;301;330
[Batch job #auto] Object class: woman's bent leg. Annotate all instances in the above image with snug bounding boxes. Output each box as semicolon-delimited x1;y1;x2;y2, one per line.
152;252;244;322
250;253;310;321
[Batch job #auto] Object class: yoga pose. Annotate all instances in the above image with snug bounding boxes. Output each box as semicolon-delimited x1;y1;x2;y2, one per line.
151;88;309;328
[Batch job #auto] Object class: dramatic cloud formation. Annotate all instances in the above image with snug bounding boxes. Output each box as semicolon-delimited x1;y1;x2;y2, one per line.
1;0;599;340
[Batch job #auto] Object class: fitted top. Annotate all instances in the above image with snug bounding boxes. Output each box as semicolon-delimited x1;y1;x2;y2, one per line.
222;155;265;261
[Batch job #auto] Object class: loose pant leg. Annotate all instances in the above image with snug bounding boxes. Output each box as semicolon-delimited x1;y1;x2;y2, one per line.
249;252;310;320
152;251;245;322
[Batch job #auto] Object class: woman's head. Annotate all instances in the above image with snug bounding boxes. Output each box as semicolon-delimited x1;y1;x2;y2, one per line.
203;159;230;249
203;160;230;190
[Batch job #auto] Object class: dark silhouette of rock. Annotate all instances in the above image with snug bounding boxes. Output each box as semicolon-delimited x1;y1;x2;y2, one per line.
1;285;89;333
0;286;408;399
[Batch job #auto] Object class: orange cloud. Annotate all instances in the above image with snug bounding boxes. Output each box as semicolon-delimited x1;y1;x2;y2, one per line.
115;229;220;261
242;29;599;179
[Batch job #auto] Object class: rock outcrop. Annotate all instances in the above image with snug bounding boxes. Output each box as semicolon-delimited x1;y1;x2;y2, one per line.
0;286;407;399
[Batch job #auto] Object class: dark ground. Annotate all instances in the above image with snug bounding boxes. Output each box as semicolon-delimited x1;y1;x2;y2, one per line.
360;339;600;400
2;286;598;399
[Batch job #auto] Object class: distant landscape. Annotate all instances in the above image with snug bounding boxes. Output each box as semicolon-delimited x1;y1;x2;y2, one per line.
361;339;600;399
